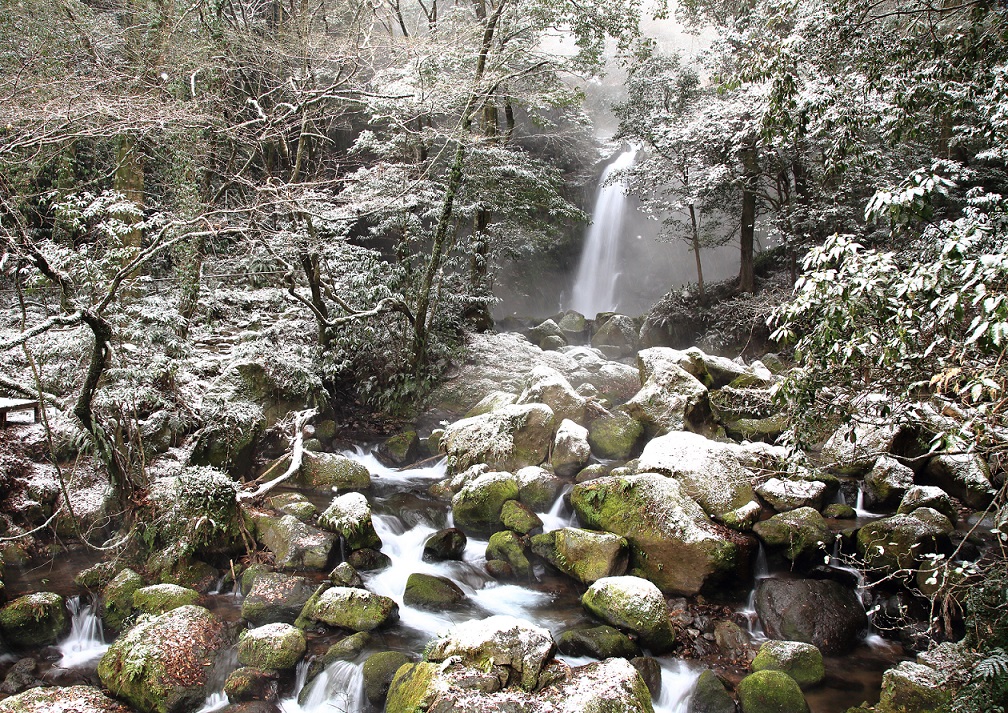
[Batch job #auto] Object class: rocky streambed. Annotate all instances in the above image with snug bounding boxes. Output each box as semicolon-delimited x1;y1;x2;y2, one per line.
1;327;1001;713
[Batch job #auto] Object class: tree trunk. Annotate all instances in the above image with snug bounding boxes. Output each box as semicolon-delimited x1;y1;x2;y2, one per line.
739;145;758;293
688;203;704;298
114;135;145;250
176;231;204;339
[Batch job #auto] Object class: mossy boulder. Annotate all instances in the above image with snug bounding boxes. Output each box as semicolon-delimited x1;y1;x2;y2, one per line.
318;492;382;551
486;531;533;579
571;474;745;596
189;403;264;475
501;499;543;534
737;670;809;713
623;348;711;435
856;507;953;576
591;315;639;359
451;471;521;534
754;578;868;655
897;486;958;524
237;622;306;670
587;410;644;460
378;431;419;466
823;503;857;519
442;403;557;473
530;527;628;584
751;640;824;688
267;492;316;521
552;419;591;477
876;661;951;713
864;456;915;509
0;685;131;713
558;624;641;659
923;453;994;509
252;513;336;570
516;365;588;425
755;478;829;513
308;586;398;631
223;667;278;703
97;605;227;713
297;452;371;490
330;562;364;588
753;507;831;564
403;573;467;609
241;572;318;625
363;651;412;706
101;568;143;631
422;528;467;561
466;391;520;418
581;576;675;653
347;548;392;571
688;670;736;713
0;592;66;648
132;584;200;615
424;615;556;692
323;631;371;662
637;431;760;528
516;466;563;511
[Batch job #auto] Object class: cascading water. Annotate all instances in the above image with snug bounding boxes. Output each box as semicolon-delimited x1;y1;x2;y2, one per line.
56;595;109;668
569;147;638;317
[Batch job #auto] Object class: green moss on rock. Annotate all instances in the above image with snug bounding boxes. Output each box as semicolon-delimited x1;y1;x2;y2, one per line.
737;670;810;713
133;584;201;615
451;472;520;534
751;640;825;688
101;568;143;631
500;499;543;534
486;530;532;579
581;576;675;654
588;410;644;460
385;662;437;713
309;586;398;631
0;592;66;648
298;452;372;490
223;667;278;703
0;685;131;713
558;625;641;659
363;651;413;706
403;573;467;609
237;622;306;670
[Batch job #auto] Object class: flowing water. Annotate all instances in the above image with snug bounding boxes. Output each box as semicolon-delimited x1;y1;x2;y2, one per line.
55;595;109;669
569;147;638;317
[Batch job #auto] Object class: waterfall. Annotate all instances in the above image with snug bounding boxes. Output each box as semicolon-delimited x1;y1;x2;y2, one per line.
56;595;109;668
569;147;638;317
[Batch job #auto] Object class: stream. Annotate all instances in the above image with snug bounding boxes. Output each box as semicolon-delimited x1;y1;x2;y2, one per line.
2;447;904;713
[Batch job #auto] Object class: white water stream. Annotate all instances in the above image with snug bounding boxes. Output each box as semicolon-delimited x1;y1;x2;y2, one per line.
569;147;638;317
56;595;109;668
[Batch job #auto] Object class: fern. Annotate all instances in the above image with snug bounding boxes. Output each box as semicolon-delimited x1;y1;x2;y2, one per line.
976;649;1008;682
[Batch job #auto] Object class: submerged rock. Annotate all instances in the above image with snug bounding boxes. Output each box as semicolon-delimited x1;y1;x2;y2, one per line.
442;404;556;474
0;592;66;648
581;576;675;653
751;640;824;688
638;432;760;527
755;578;868;654
97;605;227;713
0;685;132;713
571;474;746;596
530;527;629;584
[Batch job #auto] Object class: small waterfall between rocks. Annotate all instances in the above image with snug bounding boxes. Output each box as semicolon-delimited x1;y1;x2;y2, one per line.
56;595;109;668
569;146;637;317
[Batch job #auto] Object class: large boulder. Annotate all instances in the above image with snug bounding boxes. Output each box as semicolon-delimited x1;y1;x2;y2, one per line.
101;568;143;632
754;578;868;654
423;528;467;561
581;576;675;653
587;410;643;460
530;527;629;584
517;366;588;425
750;640;824;688
688;670;736;713
591;315;639;359
97;605;227;713
241;572;318;625
451;471;521;534
237;623;306;670
0;592;66;647
363;651;413;707
923;453;994;509
516;466;564;511
251;513;336;570
864;456;916;509
897;485;958;524
856;507;953;576
297;451;371;490
753;507;830;564
132;584;201;615
876;660;951;713
622;348;710;435
425;615;556;691
638;432;760;528
0;686;131;713
403;573;467;609
821;418;901;474
442;404;556;474
736;670;809;713
552;420;591;477
318;492;382;551
486;531;533;579
307;586;398;631
754;478;829;513
571;474;747;596
710;385;784;441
